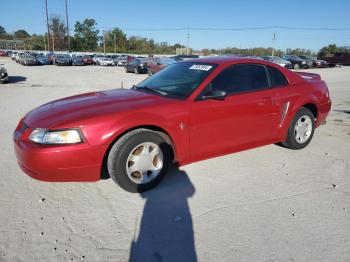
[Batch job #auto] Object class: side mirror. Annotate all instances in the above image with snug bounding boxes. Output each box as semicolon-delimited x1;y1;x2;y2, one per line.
157;62;161;65
202;89;226;101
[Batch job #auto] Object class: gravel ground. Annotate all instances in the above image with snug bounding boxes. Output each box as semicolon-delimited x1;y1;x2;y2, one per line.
0;58;349;262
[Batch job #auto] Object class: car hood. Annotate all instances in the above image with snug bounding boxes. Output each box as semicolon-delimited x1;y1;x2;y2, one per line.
24;89;168;128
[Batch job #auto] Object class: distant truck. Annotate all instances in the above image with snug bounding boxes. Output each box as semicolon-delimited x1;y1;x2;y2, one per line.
321;52;350;66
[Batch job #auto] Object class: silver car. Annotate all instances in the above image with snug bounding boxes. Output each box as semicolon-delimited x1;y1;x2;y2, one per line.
263;56;292;69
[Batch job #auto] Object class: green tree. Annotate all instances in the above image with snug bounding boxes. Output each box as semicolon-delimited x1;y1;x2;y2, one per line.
104;28;127;53
29;34;46;50
0;26;7;37
49;15;67;51
318;44;339;57
14;29;30;39
73;19;99;51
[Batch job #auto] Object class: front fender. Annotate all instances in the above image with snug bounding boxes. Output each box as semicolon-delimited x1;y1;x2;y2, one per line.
100;111;190;164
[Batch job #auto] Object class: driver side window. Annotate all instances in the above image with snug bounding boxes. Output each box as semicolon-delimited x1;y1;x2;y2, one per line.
210;64;270;95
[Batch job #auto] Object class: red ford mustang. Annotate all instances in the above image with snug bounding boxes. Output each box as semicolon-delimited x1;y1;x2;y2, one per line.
13;57;331;192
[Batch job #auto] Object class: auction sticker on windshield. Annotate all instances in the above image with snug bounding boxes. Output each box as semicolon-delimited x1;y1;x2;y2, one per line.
189;64;213;71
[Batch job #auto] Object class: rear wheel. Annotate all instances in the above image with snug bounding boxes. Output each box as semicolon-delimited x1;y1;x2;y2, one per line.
282;107;315;149
107;129;171;192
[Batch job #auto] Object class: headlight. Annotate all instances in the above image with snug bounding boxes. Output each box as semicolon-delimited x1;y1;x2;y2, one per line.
29;128;83;144
302;61;306;64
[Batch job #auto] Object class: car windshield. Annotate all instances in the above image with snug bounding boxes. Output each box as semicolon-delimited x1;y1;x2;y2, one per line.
159;58;176;65
271;56;286;62
135;62;216;99
57;55;71;59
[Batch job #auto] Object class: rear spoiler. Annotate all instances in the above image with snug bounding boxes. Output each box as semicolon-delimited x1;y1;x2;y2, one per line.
295;72;321;80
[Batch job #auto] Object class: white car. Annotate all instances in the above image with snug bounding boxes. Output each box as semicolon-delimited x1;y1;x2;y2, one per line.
93;55;105;65
99;57;114;66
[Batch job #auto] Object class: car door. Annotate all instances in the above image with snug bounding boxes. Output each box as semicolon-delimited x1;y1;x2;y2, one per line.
189;63;280;159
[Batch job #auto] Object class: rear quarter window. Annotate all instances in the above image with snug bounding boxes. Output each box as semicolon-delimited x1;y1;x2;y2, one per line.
267;66;289;87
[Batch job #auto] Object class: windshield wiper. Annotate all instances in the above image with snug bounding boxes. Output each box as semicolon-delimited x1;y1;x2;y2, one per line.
132;85;167;96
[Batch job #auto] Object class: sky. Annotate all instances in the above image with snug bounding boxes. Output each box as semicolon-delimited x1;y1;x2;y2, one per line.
1;0;350;52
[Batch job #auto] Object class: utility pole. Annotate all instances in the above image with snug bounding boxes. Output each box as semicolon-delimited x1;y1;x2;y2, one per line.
45;0;50;51
103;31;106;54
65;0;70;51
272;32;276;56
114;32;117;54
186;32;190;55
43;34;47;51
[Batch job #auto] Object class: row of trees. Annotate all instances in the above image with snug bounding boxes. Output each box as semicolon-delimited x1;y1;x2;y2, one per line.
0;18;184;54
1;22;349;56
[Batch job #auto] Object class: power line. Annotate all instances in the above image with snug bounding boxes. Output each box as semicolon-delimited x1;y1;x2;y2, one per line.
101;26;350;32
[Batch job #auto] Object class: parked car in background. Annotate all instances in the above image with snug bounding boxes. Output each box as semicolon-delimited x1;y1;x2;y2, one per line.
0;50;7;57
147;57;177;75
0;63;8;84
54;54;72;66
125;58;149;74
173;55;199;61
11;52;18;61
47;53;56;64
113;55;128;66
262;56;292;69
298;55;328;68
72;56;85;66
283;55;310;69
15;52;26;63
93;55;105;65
296;56;314;68
19;55;37;66
321;52;350;66
13;57;331;192
99;57;114;66
82;55;94;65
36;55;51;65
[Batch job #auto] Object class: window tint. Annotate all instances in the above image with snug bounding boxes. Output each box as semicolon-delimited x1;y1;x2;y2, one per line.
211;64;269;95
267;66;288;87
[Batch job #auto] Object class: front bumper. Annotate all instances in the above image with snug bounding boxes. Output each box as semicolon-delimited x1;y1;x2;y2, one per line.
13;120;107;182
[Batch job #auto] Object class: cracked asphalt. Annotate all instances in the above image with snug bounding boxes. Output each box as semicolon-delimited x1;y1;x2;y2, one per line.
0;58;349;261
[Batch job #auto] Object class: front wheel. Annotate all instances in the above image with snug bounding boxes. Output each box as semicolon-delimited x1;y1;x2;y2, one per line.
282;107;315;150
293;63;300;69
107;129;171;192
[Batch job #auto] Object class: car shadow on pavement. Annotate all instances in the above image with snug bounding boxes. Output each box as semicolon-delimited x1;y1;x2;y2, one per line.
8;76;27;83
129;165;197;262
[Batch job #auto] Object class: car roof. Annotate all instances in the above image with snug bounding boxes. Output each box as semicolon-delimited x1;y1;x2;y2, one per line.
186;56;271;66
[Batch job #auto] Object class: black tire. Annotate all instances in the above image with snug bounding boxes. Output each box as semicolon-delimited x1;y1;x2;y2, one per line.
293;63;300;69
107;129;171;193
125;66;129;73
282;107;315;150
